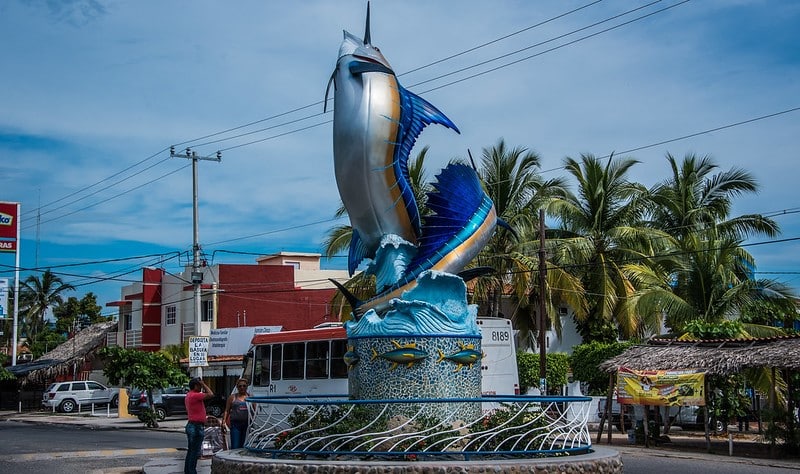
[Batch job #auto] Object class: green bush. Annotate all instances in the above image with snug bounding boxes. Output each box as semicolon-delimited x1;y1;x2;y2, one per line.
516;351;570;394
569;341;633;395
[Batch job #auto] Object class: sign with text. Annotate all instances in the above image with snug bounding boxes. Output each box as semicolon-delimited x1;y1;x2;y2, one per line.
617;367;705;406
0;278;8;318
208;326;282;357
0;202;18;240
188;336;210;367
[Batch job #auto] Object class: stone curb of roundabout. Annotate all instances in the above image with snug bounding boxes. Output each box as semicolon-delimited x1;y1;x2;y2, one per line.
211;447;623;474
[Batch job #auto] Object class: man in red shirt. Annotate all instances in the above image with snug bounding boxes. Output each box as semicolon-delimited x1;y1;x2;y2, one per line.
184;378;214;474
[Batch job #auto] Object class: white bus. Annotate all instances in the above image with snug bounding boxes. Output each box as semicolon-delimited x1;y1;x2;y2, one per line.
242;317;519;398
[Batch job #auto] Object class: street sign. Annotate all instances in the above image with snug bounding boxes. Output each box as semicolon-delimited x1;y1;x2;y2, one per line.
188;336;210;368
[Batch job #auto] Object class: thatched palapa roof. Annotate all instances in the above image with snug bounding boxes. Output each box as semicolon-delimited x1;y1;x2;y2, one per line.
7;320;117;387
598;335;800;375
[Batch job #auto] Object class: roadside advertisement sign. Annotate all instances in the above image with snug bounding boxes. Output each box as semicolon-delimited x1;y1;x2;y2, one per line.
0;202;17;240
188;336;210;367
617;367;705;406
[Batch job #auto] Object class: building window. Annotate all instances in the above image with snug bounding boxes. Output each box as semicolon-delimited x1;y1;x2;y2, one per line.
201;300;213;322
166;305;176;325
286;261;301;269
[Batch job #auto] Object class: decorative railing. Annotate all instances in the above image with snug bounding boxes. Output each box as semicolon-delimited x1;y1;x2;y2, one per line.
245;395;592;459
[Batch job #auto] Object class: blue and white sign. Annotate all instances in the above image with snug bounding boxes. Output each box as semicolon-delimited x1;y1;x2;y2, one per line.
0;278;8;319
208;326;281;357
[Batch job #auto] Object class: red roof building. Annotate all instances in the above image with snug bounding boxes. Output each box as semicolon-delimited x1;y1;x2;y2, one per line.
106;252;350;352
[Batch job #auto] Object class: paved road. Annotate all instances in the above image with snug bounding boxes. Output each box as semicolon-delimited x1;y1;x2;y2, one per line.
618;445;798;473
0;420;185;473
1;411;797;473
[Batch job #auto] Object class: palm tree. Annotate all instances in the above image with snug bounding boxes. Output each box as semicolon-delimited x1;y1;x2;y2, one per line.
646;153;779;244
634;153;796;412
636;153;790;333
548;154;674;342
628;234;795;333
470;139;584;347
20;269;75;341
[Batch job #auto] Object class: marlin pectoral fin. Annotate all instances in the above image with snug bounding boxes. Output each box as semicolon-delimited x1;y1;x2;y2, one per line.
497;218;518;240
348;229;368;275
457;266;495;282
324;69;337;113
329;278;362;319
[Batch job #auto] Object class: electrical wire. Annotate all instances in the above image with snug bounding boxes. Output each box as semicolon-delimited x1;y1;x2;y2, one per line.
21;1;666;226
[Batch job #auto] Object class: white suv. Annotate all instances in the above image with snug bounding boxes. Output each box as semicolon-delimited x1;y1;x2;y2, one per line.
42;381;120;413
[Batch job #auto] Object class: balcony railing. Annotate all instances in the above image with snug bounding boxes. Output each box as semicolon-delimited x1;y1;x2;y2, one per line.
124;329;142;348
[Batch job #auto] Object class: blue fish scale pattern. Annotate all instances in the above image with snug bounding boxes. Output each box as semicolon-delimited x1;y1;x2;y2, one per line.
349;336;482;420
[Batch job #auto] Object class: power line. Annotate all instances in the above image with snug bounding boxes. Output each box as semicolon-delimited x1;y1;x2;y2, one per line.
20;163;190;231
19;1;651;226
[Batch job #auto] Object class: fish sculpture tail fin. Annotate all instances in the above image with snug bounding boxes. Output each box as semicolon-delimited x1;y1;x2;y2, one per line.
437;349;445;363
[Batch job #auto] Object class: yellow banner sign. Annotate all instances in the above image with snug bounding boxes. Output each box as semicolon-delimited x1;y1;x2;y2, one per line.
617;367;705;406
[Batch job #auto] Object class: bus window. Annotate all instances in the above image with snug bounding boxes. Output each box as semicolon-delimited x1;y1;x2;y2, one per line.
271;344;282;380
243;350;255;386
283;342;304;379
331;340;348;378
255;345;271;387
306;341;329;379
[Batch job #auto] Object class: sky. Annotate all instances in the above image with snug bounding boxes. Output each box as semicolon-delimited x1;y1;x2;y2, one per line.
1;0;799;316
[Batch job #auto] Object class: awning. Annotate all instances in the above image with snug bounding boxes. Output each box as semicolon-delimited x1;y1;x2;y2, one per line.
106;300;132;307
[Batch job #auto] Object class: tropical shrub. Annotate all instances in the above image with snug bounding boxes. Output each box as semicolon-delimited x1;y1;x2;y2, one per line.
516;351;570;394
569;341;633;395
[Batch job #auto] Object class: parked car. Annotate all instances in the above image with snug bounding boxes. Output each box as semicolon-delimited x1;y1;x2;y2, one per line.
597;399;723;432
127;386;225;421
596;398;635;431
42;381;120;413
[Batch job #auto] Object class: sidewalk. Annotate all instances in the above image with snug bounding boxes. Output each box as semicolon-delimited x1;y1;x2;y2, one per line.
2;409;798;473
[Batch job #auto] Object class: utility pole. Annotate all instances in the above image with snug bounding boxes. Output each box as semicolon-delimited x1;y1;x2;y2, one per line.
171;147;221;378
538;209;547;394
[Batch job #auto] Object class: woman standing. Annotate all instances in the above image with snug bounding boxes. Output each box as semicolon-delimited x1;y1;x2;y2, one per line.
223;378;250;449
184;378;213;474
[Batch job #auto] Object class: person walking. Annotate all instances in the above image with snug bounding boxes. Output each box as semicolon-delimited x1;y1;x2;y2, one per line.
184;378;214;474
222;378;251;449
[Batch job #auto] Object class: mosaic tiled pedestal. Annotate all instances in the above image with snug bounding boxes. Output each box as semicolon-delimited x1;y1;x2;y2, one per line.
349;335;482;420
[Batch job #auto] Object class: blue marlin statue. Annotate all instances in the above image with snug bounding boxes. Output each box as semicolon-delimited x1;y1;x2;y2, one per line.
326;4;460;276
332;162;500;317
